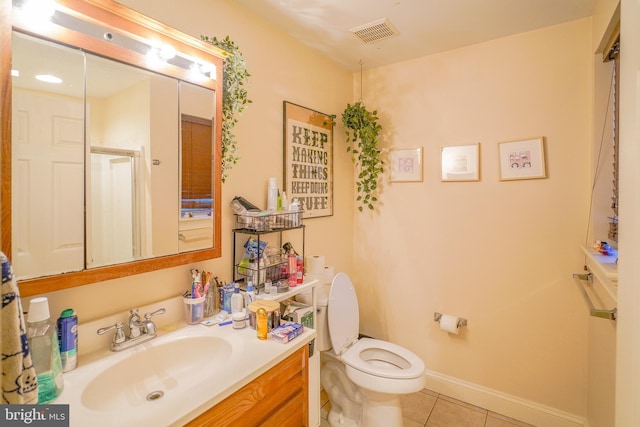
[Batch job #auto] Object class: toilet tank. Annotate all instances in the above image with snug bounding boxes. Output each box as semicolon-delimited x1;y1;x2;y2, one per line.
297;284;332;351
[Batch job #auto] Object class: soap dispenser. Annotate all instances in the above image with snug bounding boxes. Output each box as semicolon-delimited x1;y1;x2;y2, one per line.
27;297;64;403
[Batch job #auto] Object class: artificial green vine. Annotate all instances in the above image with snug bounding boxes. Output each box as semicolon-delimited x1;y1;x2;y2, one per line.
341;101;384;212
201;35;251;182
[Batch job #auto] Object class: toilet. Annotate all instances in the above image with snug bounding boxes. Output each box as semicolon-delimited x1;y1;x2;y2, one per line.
316;272;426;427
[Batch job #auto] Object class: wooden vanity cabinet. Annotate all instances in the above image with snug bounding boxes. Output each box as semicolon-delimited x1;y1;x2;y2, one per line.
185;345;309;426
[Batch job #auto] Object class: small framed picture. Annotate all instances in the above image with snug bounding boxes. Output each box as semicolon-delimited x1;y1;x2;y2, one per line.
441;143;480;182
389;148;423;182
498;137;546;181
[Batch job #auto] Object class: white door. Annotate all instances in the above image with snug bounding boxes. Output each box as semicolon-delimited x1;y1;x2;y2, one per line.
12;90;84;279
89;152;135;267
616;1;640;425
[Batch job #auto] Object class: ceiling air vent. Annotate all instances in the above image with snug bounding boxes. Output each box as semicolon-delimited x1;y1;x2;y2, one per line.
350;18;399;44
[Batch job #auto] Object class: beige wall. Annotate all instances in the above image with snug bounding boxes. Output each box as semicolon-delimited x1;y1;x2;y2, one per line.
34;0;354;321
352;19;592;416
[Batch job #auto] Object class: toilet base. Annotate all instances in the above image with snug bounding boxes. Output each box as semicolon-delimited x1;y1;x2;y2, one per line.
321;356;362;427
327;409;360;427
360;390;403;427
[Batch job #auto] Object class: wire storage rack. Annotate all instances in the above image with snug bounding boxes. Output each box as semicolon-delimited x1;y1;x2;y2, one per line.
232;211;304;292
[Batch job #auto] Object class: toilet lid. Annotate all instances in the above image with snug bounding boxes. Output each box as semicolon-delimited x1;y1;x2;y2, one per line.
328;272;359;355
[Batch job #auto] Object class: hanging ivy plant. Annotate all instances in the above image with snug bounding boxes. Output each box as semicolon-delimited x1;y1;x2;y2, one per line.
341;101;384;211
201;35;251;182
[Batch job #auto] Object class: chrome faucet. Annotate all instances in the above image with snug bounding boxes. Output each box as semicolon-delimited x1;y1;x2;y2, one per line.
128;309;143;338
97;308;166;351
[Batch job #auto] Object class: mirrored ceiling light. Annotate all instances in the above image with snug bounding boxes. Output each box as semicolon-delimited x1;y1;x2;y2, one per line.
35;74;63;84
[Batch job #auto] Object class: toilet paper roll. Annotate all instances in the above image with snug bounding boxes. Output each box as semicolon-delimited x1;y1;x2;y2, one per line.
305;255;325;276
439;314;460;335
322;266;335;285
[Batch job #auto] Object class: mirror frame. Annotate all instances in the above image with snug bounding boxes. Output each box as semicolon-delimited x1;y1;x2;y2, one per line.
1;0;224;297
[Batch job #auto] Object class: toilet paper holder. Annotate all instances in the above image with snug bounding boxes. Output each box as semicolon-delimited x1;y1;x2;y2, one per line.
434;312;467;328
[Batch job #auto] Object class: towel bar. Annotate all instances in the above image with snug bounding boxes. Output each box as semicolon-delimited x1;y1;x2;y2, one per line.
572;272;617;321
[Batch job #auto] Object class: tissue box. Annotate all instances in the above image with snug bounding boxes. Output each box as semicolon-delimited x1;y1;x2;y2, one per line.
271;322;304;343
280;300;314;328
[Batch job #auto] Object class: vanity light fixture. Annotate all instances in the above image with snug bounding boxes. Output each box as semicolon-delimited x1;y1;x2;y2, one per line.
189;62;216;82
145;47;165;68
13;0;57;31
199;63;216;78
13;0;216;83
35;74;63;84
14;0;56;22
189;63;206;81
158;44;177;61
146;43;178;69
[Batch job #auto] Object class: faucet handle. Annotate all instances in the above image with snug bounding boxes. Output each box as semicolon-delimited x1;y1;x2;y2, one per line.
144;308;166;320
143;308;166;336
97;322;126;344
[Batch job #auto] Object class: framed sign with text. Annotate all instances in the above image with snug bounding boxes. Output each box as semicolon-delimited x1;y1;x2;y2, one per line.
283;101;333;218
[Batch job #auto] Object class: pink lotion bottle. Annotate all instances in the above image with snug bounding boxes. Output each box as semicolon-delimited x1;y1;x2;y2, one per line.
288;253;297;287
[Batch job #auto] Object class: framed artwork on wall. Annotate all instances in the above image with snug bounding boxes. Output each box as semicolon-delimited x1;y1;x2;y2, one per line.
283;101;333;218
441;143;480;182
389;147;423;182
498;137;546;181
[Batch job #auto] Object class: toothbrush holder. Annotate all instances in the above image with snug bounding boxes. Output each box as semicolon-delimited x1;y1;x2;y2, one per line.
183;295;206;324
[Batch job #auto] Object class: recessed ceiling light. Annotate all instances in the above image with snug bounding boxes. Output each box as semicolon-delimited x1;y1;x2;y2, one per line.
35;74;63;84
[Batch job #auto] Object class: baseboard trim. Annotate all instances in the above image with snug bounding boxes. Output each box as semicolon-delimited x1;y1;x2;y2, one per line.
424;369;585;427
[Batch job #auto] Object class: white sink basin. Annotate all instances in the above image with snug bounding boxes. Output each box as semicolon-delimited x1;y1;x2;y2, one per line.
81;335;231;412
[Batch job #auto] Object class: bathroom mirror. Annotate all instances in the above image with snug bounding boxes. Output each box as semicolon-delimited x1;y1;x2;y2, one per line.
1;0;224;296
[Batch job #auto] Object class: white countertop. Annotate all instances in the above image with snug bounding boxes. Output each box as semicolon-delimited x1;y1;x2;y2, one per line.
55;319;316;426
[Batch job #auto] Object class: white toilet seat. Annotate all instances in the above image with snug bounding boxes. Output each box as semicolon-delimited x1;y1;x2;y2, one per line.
341;337;425;380
327;273;425;380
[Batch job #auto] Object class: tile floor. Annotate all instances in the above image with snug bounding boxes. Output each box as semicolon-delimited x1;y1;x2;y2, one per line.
320;387;536;427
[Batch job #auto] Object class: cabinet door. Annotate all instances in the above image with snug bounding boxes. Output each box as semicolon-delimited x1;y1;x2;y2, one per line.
185;346;308;426
259;391;305;427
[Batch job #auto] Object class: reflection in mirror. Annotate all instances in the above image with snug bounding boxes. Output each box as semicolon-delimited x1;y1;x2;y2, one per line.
85;53;180;268
89;148;140;266
11;32;85;280
179;82;215;252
